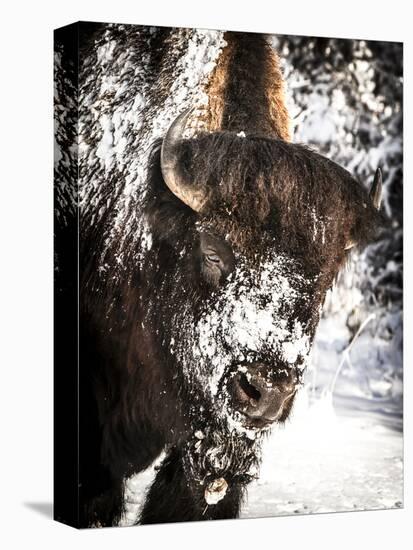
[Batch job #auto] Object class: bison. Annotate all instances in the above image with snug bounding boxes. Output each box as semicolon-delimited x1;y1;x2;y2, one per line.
54;24;383;527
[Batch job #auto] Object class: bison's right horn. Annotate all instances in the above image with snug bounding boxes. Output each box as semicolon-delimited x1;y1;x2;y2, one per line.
161;108;209;212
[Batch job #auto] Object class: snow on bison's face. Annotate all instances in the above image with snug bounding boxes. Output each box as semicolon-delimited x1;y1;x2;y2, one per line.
144;109;382;440
169;231;316;436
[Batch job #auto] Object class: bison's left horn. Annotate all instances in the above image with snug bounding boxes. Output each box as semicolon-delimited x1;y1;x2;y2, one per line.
161;108;209;212
345;167;383;251
370;167;383;210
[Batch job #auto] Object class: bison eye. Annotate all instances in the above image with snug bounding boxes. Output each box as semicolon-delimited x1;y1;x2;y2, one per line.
199;232;235;286
205;252;221;264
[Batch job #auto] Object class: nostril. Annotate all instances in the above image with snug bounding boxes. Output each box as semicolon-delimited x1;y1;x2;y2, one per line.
237;373;261;405
229;365;298;427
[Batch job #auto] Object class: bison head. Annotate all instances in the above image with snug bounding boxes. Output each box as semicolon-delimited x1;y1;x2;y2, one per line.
143;109;383;482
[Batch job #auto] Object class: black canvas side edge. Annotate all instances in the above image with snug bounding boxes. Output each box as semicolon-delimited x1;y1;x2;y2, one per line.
53;22;80;529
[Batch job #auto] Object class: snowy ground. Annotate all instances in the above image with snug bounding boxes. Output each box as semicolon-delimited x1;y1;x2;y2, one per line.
241;394;403;518
122;382;403;525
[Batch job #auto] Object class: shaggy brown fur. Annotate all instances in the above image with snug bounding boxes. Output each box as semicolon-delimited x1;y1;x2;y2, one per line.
160;130;383;289
204;32;291;139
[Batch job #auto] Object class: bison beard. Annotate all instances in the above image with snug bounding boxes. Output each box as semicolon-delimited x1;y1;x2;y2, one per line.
140;435;261;523
55;26;386;527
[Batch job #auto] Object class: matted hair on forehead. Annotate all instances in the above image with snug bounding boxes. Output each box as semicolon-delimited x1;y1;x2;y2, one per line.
168;130;384;251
